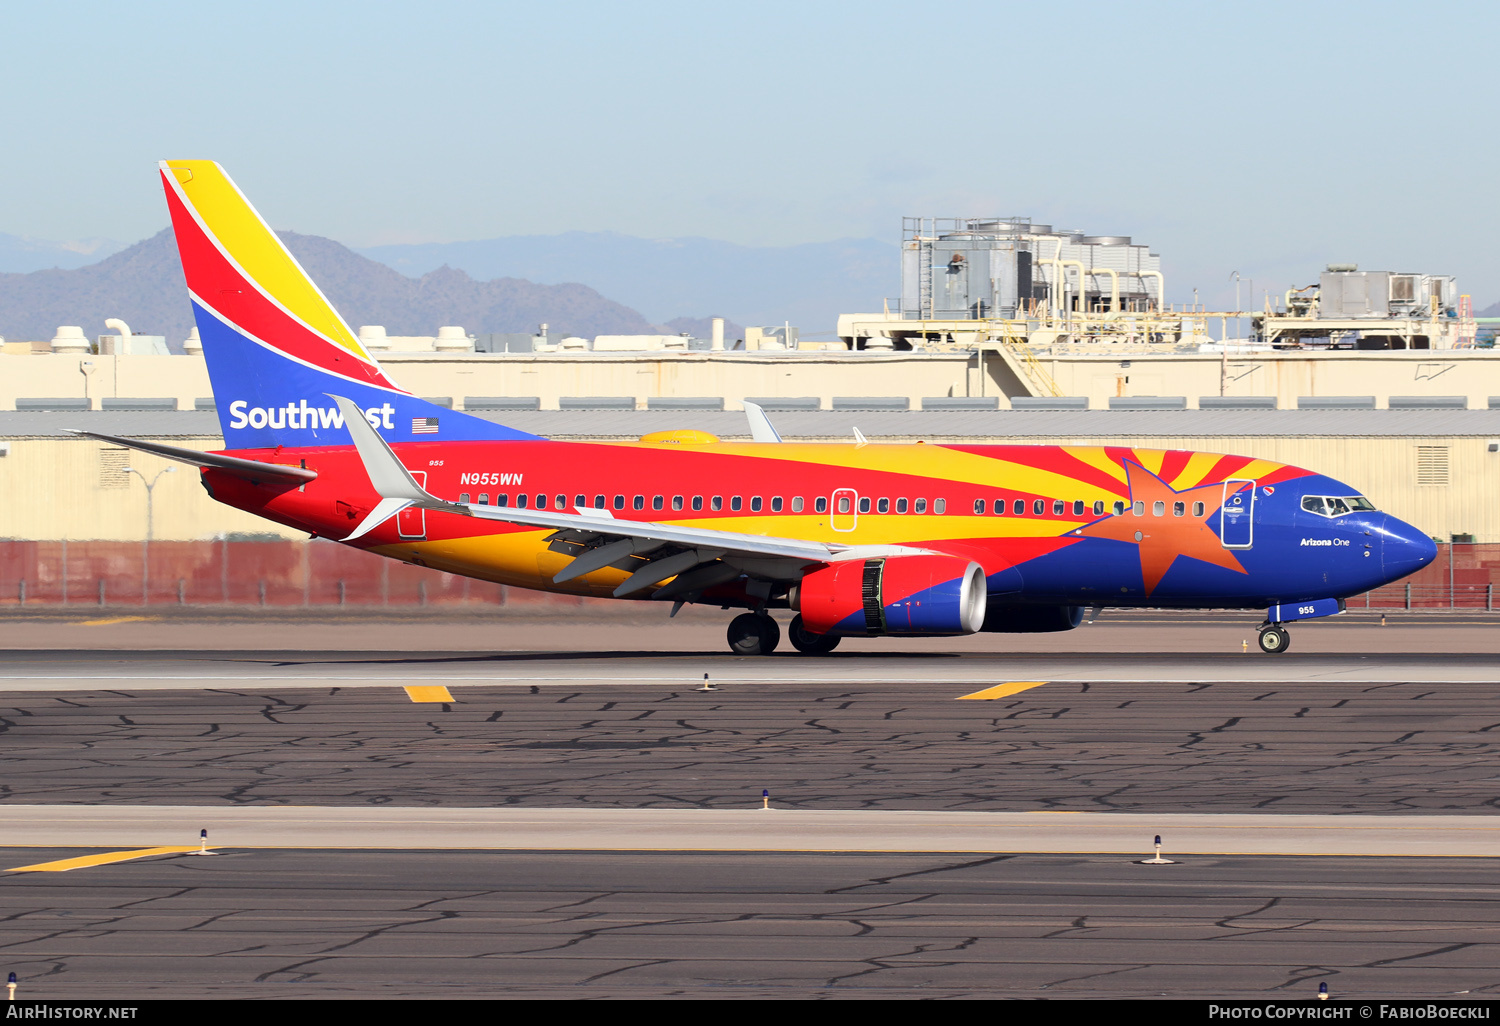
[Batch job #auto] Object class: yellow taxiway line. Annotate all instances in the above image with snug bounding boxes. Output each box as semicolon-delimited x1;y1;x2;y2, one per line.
9;845;204;872
404;685;454;703
956;681;1048;700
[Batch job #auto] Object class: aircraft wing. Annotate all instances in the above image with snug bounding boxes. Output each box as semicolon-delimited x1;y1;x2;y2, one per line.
329;396;840;598
67;429;318;485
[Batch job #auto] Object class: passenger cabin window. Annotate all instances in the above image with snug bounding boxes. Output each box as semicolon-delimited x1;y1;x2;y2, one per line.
692;496;703;511
791;496;803;513
652;496;664;511
974;498;986;515
1014;499;1025;515
1093;500;1105;516
536;494;548;510
837;496;851;514
1173;501;1185;517
994;499;1006;515
496;493;509;507
595;494;606;509
1113;500;1127;516
556;494;565;510
516;493;528;508
1033;499;1045;516
633;495;644;510
814;496;826;513
858;497;870;513
934;498;946;514
672;495;684;510
1192;501;1204;516
771;496;783;512
460;493;471;504
731;496;743;511
476;492;487;505
897;498;909;514
1052;500;1065;516
575;494;586;509
711;496;723;511
1133;500;1145;516
751;496;763;512
613;494;625;510
1152;500;1165;516
878;498;890;513
915;498;928;514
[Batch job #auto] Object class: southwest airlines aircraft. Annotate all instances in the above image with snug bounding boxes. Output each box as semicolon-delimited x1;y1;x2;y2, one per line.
80;161;1438;655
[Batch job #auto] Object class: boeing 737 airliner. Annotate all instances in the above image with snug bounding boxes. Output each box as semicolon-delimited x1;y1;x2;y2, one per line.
78;161;1438;655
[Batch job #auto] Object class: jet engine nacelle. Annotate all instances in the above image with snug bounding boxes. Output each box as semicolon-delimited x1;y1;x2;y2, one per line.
981;603;1085;633
793;555;988;636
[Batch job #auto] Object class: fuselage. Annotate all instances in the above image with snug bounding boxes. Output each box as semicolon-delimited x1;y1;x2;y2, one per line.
202;437;1437;613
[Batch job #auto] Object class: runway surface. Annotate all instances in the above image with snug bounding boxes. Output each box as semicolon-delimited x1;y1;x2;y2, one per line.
2;641;1497;998
3;806;1499;857
0;650;1498;813
3;849;1498;999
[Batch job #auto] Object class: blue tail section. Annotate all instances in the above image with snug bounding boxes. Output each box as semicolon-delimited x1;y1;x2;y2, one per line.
194;302;539;449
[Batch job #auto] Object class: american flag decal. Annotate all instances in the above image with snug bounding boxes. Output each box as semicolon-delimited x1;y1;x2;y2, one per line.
412;417;439;434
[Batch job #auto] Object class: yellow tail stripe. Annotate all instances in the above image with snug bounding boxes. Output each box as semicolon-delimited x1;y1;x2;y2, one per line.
165;160;367;358
10;846;202;872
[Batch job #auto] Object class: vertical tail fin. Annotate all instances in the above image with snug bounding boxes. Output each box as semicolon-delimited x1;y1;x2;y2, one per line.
160;160;536;448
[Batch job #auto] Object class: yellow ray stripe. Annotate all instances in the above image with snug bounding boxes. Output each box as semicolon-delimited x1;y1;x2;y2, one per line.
405;686;454;703
1234;458;1285;483
10;846;202;872
1060;446;1129;486
166;160;367;358
1132;449;1165;475
957;681;1048;701
1168;451;1228;490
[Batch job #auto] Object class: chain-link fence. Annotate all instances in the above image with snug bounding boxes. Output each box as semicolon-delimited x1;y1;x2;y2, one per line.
0;538;1489;610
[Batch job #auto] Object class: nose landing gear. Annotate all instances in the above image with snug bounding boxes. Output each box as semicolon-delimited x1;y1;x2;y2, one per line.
1257;622;1291;654
727;612;780;655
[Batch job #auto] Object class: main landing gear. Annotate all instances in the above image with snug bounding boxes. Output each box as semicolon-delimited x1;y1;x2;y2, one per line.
1257;623;1291;654
727;612;780;655
726;613;841;655
788;614;840;655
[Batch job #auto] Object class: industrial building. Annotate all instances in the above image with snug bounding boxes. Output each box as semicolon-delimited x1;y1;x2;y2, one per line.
898;217;1163;322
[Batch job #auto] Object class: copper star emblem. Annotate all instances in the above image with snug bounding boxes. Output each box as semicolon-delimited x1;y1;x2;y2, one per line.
1074;461;1248;595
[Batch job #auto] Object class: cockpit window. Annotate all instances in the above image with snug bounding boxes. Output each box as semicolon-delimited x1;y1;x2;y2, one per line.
1302;494;1377;518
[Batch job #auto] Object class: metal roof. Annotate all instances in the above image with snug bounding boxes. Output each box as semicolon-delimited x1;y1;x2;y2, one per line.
6;408;1498;442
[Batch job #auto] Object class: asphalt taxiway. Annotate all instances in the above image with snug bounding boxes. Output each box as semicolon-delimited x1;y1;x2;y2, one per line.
0;623;1496;998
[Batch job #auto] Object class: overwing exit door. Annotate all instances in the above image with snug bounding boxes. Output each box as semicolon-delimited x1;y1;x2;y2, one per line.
830;488;858;532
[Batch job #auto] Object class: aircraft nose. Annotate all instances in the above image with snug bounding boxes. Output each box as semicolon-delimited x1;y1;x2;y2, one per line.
1381;517;1438;578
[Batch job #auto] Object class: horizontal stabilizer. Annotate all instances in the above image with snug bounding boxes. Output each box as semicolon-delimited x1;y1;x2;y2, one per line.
66;430;317;485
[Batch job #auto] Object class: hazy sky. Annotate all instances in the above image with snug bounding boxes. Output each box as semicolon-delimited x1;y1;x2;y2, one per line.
6;0;1497;308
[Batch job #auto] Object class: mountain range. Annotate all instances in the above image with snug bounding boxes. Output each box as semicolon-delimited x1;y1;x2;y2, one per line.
0;230;669;347
358;233;898;335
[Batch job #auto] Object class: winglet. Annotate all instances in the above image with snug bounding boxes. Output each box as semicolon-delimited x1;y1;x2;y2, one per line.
742;401;782;443
330;395;428;501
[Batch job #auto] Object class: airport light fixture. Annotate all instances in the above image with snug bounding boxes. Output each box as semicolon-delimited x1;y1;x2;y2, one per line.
123;466;175;542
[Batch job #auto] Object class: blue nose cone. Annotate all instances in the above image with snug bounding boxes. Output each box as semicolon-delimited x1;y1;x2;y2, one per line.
1382;517;1438;580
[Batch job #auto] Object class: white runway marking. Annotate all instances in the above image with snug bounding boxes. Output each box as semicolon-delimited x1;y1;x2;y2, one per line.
1;805;1497;858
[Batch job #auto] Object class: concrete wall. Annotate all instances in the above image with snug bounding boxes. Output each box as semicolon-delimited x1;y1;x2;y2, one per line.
6;348;1500;411
1041;350;1500;409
